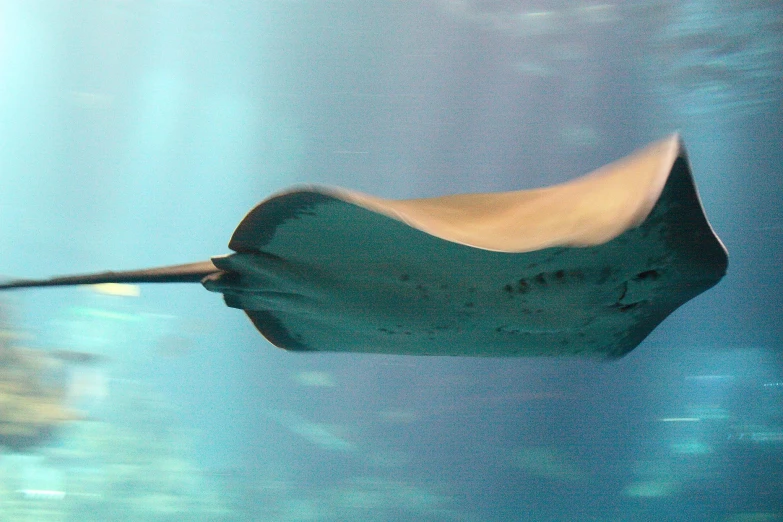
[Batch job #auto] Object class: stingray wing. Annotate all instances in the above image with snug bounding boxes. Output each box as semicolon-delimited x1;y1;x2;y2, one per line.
230;135;680;254
205;134;727;358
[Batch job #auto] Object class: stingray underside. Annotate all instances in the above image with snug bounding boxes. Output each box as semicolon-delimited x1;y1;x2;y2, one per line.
203;136;727;358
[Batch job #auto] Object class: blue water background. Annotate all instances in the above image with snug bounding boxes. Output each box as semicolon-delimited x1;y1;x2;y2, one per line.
0;1;781;520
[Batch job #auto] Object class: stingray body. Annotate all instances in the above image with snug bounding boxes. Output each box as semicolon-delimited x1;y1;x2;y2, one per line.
0;135;727;358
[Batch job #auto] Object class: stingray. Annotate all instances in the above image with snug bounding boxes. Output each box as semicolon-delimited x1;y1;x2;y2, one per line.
0;134;727;358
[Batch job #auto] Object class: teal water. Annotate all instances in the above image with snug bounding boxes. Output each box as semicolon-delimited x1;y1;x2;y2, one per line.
0;1;781;520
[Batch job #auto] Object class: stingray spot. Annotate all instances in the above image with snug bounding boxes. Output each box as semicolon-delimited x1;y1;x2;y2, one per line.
634;269;660;281
534;273;547;286
404;331;412;335
496;325;520;334
517;279;529;293
464;302;474;308
503;284;514;295
399;274;410;282
555;270;565;281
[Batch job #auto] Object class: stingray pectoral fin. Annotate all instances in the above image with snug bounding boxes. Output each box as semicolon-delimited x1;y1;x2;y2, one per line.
0;260;221;290
340;135;680;252
229;135;682;254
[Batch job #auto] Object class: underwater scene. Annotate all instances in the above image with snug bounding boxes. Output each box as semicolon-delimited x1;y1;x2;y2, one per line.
0;1;781;520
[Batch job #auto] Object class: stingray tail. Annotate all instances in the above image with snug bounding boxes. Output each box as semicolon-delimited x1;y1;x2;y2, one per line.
0;260;221;290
